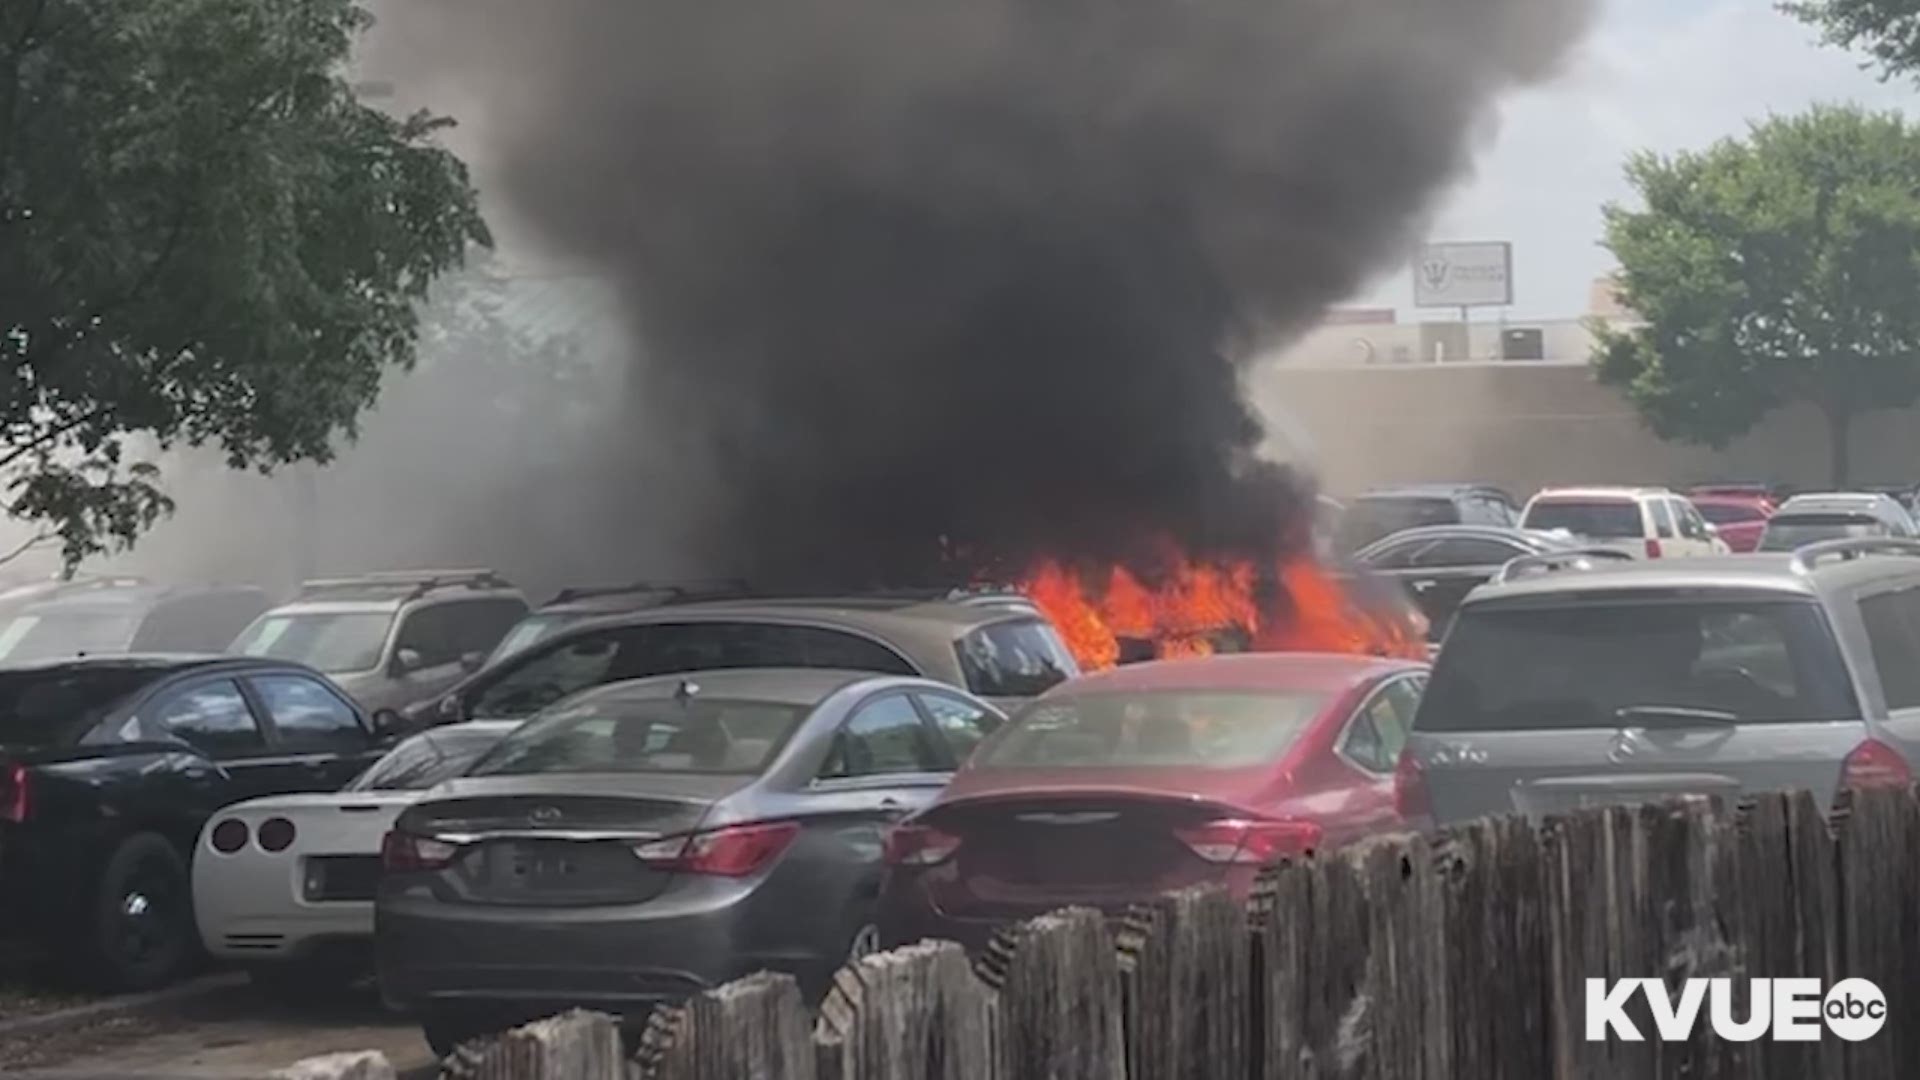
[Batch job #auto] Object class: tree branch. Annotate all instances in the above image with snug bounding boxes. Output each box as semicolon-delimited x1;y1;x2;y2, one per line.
0;527;49;568
0;406;104;473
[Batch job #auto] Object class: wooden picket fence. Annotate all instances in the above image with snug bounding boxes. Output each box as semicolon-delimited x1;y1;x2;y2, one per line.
285;786;1920;1080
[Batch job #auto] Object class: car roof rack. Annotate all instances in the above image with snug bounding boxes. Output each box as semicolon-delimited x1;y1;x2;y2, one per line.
1789;537;1920;573
297;568;513;602
547;579;753;606
1490;548;1638;586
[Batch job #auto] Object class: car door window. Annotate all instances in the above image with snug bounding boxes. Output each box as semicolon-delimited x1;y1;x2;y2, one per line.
249;673;366;752
1365;538;1437;569
147;679;263;756
818;693;943;780
1863;586;1920;709
1342;677;1420;773
442;598;531;659
470;628;644;719
1677;502;1710;541
915;692;1001;764
394;606;461;669
1650;500;1676;539
1419;538;1526;568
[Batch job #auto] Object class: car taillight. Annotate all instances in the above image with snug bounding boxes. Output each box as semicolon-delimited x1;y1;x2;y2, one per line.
210;819;249;854
633;821;800;877
1841;739;1913;790
0;763;28;824
882;823;963;867
1645;538;1663;558
258;817;296;853
1174;818;1321;865
1394;748;1432;821
380;830;460;872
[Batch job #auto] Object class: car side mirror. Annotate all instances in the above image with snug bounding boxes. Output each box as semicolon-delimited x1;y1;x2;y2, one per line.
392;647;424;676
459;651;486;673
436;694;465;723
369;708;401;737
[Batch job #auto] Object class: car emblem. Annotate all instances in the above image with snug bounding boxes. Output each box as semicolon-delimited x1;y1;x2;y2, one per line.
529;806;563;826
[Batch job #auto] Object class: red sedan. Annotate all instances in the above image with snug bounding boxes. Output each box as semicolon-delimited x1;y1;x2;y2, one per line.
875;652;1427;951
1690;495;1775;553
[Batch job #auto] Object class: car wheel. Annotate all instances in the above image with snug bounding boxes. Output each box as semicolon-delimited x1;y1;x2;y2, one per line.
846;922;880;965
84;833;193;992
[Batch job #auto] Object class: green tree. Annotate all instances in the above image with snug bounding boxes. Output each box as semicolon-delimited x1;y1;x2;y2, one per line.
1;0;487;566
1785;0;1920;77
1593;106;1920;486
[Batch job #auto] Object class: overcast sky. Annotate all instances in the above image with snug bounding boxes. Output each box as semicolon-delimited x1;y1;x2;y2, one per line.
1354;0;1920;319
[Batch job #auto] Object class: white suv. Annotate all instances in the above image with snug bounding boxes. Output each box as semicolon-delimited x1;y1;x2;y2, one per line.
1519;486;1728;559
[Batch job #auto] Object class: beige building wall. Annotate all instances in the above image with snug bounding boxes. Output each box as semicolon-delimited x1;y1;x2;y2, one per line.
1251;361;1920;498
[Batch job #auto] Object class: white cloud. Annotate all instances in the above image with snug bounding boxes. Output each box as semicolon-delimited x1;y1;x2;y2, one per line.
1353;0;1919;319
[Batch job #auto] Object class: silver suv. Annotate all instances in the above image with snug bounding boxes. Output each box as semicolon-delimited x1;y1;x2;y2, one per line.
1399;539;1920;828
229;570;528;719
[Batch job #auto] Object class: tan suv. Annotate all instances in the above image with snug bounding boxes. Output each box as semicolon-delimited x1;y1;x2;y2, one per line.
1520;486;1728;560
406;590;1081;728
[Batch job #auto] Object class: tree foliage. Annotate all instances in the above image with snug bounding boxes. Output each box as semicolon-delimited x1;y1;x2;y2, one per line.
0;0;487;565
1784;0;1920;77
1593;105;1920;485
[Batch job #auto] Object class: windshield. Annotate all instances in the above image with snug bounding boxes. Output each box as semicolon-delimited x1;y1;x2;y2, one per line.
956;620;1079;697
1521;500;1643;539
1418;599;1856;732
0;667;159;747
1757;514;1888;551
979;689;1328;768
1335;498;1456;551
469;695;806;777
0;611;142;664
347;725;511;791
485;613;580;667
231;611;394;673
1696;503;1765;525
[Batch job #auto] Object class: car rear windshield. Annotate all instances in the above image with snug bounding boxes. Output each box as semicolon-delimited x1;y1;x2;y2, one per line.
0;610;143;664
956;619;1078;697
232;611;394;674
1418;598;1856;732
1521;500;1643;539
978;689;1328;768
1696;503;1764;525
1757;515;1887;551
0;668;158;747
468;696;806;776
348;726;509;791
1335;497;1458;551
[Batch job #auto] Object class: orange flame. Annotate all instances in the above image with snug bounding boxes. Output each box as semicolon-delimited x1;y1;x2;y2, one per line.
1015;548;1424;671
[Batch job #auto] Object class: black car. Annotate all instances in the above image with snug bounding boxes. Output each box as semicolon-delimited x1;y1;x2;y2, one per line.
0;655;386;990
1350;525;1589;645
1331;485;1521;554
377;667;1005;1054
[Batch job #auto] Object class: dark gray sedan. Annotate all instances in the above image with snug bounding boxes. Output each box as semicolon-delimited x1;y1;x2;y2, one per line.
374;668;1003;1054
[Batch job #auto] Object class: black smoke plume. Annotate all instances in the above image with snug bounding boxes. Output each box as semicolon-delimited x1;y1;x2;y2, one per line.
361;0;1594;589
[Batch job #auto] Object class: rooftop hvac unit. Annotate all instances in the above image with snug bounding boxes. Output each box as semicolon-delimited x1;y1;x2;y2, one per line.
1502;328;1545;361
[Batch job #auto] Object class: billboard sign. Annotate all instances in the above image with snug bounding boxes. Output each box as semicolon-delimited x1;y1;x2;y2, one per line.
1414;241;1512;308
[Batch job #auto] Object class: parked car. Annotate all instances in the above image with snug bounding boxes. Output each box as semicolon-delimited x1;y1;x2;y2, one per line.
376;668;1006;1053
876;652;1427;952
1349;525;1598;646
0;656;385;990
401;594;1080;729
1397;538;1920;831
1756;492;1918;552
1519;487;1727;559
485;581;753;667
193;720;516;995
1690;495;1775;553
229;570;529;718
0;579;269;664
1331;485;1521;554
1686;481;1782;510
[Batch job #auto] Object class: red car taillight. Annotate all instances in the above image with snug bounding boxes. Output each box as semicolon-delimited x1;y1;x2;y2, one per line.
1174;818;1321;864
1394;748;1432;821
882;823;963;867
1645;538;1663;559
633;821;800;877
1841;739;1913;790
0;763;30;825
380;830;460;872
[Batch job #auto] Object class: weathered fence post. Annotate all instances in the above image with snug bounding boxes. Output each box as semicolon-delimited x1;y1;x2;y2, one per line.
1430;812;1548;1080
1114;884;1248;1080
1831;784;1920;1079
635;973;816;1080
973;908;1122;1080
269;1050;397;1080
1252;843;1374;1080
1348;832;1439;1080
813;941;1000;1080
446;1010;625;1080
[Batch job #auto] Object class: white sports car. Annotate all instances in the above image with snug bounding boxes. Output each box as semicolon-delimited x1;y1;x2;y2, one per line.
192;721;517;990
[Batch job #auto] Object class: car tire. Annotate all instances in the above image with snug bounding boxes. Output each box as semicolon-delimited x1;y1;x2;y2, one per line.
82;833;193;992
846;922;880;965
